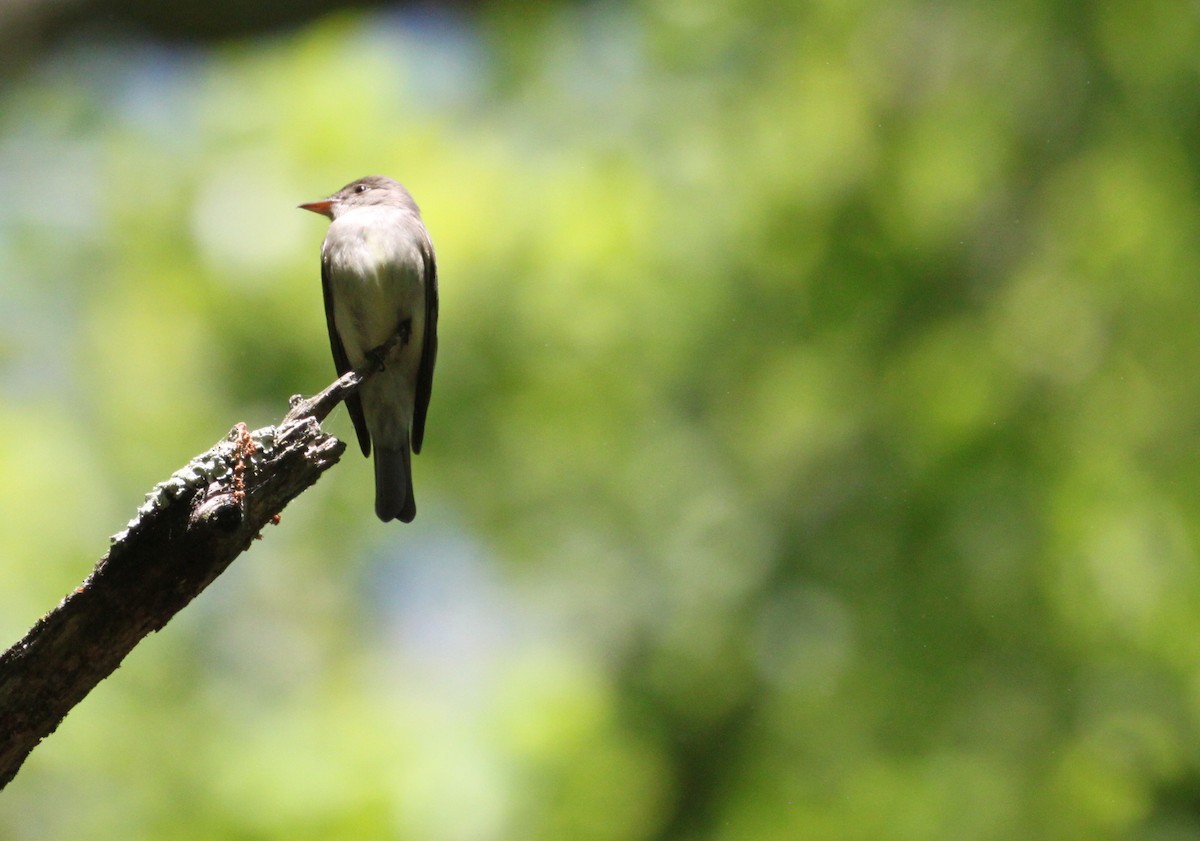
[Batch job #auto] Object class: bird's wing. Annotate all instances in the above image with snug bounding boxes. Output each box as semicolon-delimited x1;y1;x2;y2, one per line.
322;251;371;456
411;235;438;454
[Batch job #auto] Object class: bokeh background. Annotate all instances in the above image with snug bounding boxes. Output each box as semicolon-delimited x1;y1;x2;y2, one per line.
2;0;1198;838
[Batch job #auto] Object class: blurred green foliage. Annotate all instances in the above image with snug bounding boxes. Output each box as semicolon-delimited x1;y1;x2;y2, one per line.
2;0;1200;838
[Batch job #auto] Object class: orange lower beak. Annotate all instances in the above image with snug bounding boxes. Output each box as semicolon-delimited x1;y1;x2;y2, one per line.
298;199;335;219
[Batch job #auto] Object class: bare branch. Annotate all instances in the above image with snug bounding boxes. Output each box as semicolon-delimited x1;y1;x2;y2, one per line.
0;331;406;789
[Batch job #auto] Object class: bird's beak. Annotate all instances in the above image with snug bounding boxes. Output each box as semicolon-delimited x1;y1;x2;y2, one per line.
298;199;336;219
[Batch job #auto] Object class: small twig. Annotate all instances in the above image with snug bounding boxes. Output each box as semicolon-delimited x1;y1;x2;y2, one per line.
284;327;407;426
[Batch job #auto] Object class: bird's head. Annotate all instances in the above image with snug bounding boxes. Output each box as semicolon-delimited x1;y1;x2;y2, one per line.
299;176;419;220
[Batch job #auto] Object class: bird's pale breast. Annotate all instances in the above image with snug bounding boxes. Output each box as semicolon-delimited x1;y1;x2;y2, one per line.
324;205;427;368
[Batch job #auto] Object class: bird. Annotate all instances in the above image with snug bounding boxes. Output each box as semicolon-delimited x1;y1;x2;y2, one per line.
299;175;438;522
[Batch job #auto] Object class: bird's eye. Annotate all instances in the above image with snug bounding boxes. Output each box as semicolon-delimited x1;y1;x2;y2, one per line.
354;184;369;194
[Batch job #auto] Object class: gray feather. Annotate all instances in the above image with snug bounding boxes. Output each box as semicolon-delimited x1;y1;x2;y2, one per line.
374;444;415;523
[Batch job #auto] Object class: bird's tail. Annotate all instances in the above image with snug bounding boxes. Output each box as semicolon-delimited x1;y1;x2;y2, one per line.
374;438;416;523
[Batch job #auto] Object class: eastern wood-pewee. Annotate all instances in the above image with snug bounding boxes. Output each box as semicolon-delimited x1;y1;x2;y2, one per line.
300;176;438;523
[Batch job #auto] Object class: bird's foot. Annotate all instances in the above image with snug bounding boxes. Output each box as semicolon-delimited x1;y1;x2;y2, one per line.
366;320;412;371
366;347;388;372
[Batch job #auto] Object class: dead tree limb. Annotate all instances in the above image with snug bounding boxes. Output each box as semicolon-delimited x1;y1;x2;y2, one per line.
0;332;403;790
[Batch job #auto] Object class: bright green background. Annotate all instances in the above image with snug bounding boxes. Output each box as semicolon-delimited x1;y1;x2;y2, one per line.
2;1;1200;838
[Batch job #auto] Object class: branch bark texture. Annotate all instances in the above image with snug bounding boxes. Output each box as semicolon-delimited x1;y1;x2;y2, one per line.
0;344;397;789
